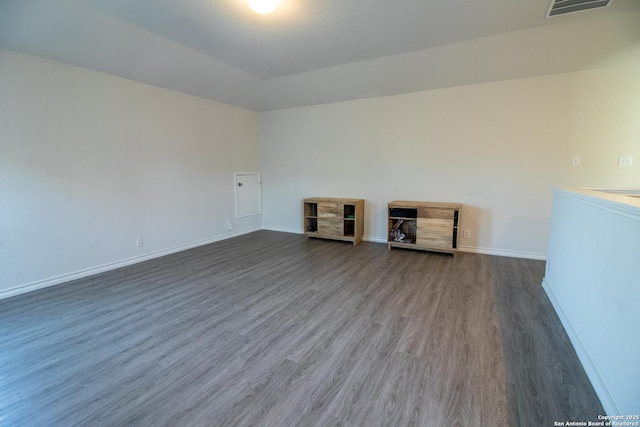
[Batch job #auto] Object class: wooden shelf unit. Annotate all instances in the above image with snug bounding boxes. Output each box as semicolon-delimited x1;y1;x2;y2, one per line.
303;198;364;245
388;201;461;255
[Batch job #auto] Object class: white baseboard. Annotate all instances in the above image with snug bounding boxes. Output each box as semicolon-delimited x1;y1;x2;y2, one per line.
261;229;386;245
458;244;546;260
0;227;261;300
261;228;385;244
360;237;547;260
261;229;547;259
4;227;545;300
261;226;303;235
542;278;618;415
363;235;387;244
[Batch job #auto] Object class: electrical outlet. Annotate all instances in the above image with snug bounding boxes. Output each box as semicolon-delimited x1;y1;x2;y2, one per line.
618;156;633;167
571;156;581;167
463;230;471;239
226;220;233;230
136;237;143;248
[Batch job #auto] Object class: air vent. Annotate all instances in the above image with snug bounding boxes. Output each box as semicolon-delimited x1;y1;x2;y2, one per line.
546;0;615;17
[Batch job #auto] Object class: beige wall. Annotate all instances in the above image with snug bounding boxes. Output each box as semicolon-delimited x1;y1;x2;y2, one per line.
259;66;640;258
0;49;260;295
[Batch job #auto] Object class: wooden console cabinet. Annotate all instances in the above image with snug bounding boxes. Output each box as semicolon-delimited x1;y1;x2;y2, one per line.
303;198;364;245
388;201;461;255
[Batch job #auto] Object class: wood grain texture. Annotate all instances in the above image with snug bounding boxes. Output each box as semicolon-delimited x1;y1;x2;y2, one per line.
388;201;459;255
317;202;343;218
0;231;603;426
305;198;364;245
416;218;454;249
318;218;344;237
417;208;455;219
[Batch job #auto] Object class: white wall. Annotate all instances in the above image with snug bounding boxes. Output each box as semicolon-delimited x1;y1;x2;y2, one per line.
0;49;260;296
543;188;640;415
259;66;640;258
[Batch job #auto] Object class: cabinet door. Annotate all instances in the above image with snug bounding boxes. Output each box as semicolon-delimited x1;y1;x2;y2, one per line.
417;207;455;220
417;218;454;249
317;203;344;237
234;172;261;217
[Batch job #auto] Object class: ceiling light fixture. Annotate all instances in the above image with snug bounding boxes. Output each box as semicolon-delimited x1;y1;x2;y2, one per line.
248;0;276;14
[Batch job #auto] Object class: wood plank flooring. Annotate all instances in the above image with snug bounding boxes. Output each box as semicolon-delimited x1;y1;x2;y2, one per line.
0;230;603;426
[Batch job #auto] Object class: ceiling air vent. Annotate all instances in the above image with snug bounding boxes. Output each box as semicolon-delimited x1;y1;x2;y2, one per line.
546;0;615;17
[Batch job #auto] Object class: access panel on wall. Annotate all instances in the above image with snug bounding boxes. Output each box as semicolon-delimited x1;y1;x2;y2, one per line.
234;172;261;218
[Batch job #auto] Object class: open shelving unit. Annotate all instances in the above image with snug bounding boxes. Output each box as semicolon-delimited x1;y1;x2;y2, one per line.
303;197;364;245
388;201;461;255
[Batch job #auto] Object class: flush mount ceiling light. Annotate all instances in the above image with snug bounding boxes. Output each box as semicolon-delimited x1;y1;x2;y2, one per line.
248;0;277;14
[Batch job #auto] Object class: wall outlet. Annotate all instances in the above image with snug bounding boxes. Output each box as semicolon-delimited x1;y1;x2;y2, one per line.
226;220;233;230
618;156;633;167
571;156;581;167
463;229;471;239
136;237;143;248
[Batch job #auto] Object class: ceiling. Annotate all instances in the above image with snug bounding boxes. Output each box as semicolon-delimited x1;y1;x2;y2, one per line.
1;0;639;110
63;0;634;79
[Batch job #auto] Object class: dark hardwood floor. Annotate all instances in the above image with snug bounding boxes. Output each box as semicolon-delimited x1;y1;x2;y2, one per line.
0;230;603;426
